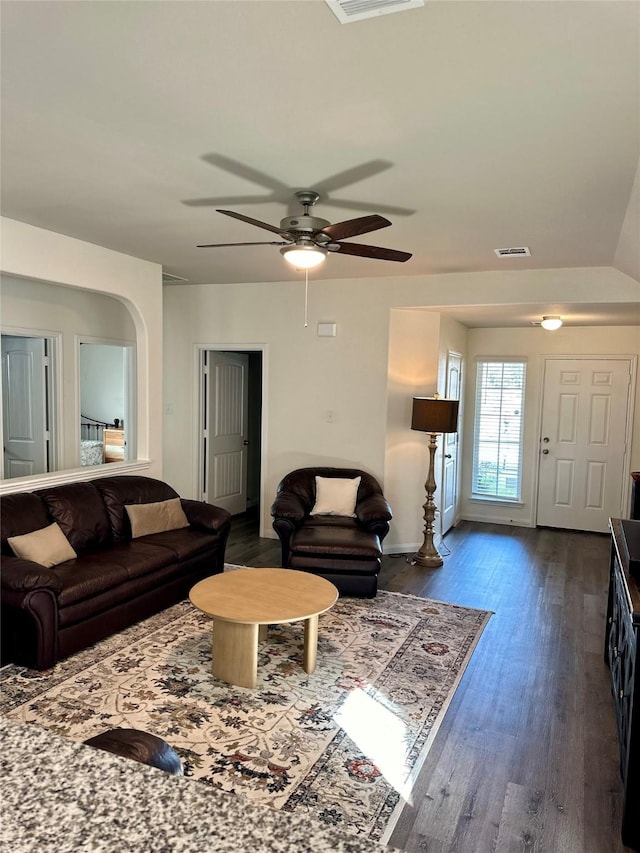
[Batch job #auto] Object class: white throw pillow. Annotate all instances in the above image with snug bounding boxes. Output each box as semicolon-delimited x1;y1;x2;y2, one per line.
125;497;189;539
310;476;361;518
8;522;77;568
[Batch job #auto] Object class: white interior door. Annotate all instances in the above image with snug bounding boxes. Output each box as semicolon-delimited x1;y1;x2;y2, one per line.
1;335;49;478
441;352;462;534
536;357;633;532
204;352;249;515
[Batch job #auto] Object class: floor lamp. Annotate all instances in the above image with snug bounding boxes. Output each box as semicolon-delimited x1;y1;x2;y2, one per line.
410;396;460;568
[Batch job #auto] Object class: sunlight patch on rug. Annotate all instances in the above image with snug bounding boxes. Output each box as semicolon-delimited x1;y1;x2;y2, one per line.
0;582;491;844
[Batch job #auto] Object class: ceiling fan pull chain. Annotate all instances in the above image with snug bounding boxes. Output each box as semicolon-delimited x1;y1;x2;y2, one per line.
304;269;309;328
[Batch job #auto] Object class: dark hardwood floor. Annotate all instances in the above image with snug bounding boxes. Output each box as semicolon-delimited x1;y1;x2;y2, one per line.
225;512;632;853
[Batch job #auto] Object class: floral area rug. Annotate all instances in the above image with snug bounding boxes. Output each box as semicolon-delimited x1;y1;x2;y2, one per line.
0;571;491;844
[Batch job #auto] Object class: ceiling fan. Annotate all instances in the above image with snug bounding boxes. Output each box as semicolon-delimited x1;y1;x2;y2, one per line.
197;190;412;269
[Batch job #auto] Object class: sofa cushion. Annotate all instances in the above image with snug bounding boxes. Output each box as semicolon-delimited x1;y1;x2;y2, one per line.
297;515;357;529
136;527;220;562
0;492;52;554
105;540;181;580
126;498;189;539
8;522;77;568
310;476;361;518
291;525;382;559
35;483;112;553
289;555;381;574
93;476;180;541
55;554;130;607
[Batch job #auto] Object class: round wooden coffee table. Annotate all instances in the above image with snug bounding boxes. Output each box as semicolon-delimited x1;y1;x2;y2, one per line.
189;569;338;688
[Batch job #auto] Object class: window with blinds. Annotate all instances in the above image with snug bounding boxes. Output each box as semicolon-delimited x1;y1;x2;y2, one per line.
472;359;526;500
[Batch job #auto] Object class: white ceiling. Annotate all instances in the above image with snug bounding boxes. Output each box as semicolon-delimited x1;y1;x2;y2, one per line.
1;0;639;326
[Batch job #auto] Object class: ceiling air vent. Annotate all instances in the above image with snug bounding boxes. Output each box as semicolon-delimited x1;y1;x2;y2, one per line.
494;247;531;258
325;0;424;24
162;272;189;283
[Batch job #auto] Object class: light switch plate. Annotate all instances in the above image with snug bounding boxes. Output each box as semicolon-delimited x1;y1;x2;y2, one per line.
317;322;337;337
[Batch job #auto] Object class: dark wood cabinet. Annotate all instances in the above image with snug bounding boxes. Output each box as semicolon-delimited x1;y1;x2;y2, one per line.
606;518;640;851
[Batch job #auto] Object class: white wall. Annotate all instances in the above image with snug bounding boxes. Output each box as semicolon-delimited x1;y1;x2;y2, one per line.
0;217;163;490
385;309;442;551
460;325;640;527
614;157;640;283
163;278;398;513
163;265;639;549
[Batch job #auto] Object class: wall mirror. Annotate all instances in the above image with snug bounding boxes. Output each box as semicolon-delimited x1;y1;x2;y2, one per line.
1;274;137;481
79;340;135;468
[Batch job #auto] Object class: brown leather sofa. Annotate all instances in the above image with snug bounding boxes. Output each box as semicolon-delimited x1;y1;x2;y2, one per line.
271;467;392;597
1;475;231;670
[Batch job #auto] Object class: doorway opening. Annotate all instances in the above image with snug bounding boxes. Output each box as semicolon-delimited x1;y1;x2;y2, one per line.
198;347;265;528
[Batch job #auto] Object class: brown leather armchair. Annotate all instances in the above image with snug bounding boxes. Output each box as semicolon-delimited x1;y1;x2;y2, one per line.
271;467;392;597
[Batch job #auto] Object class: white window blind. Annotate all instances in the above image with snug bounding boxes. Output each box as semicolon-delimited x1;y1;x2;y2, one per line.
472;359;526;500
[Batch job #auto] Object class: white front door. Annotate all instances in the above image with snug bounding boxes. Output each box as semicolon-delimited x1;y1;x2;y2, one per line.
441;351;462;534
1;335;49;478
204;352;249;515
536;357;633;533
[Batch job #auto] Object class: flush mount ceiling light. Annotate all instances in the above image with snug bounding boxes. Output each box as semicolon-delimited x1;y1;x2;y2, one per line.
540;315;563;331
280;243;328;270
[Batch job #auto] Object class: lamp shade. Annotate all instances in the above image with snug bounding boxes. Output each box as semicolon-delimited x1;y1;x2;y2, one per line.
411;397;459;433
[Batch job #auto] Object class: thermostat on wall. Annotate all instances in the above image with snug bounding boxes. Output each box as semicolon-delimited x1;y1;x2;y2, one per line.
317;322;337;337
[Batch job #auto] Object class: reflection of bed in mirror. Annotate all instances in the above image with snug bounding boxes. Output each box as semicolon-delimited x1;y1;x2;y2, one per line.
80;416;124;466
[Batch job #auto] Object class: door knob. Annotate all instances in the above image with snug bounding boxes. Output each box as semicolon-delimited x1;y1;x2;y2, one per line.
543;436;550;443
445;454;452;459
542;449;549;454
243;440;249;446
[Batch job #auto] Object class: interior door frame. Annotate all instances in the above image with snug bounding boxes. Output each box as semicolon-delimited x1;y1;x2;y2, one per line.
1;326;62;479
534;353;637;526
194;342;269;537
441;349;463;534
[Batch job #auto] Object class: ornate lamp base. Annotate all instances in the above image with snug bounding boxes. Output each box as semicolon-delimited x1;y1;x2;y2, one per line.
410;431;444;569
410;544;444;569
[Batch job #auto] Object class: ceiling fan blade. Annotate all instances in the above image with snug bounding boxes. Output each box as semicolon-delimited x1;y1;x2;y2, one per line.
323;197;417;216
320;214;391;242
310;160;393;194
330;242;412;262
217;209;287;236
197;241;289;248
202;154;290;193
184;195;279;208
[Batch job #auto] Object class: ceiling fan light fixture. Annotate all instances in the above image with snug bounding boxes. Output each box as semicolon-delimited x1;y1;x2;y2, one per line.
280;245;327;269
540;315;563;331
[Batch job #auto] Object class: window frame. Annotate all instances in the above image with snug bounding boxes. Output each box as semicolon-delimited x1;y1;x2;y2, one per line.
471;357;527;503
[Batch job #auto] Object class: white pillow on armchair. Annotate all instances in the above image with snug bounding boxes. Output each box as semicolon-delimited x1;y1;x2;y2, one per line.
310;476;361;518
